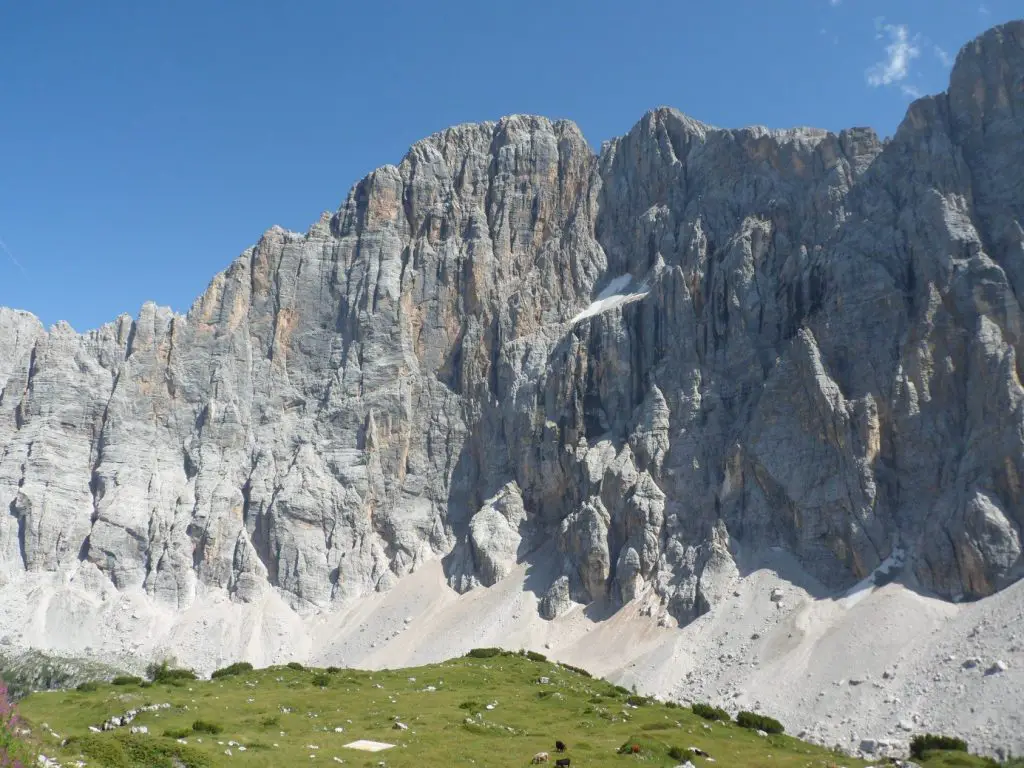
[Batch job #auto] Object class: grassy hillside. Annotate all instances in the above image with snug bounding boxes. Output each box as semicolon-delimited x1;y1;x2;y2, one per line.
10;651;1006;767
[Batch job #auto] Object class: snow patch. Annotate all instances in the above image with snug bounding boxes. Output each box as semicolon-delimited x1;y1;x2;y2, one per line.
839;546;906;608
343;740;395;752
571;275;650;324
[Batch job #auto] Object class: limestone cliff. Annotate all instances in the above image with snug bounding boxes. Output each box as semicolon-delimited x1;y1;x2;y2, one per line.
2;21;1023;633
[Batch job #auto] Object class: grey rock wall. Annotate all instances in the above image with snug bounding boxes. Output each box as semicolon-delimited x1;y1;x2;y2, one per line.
1;21;1023;627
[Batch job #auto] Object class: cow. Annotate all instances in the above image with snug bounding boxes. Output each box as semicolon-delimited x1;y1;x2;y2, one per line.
555;760;570;768
531;752;549;764
554;740;567;753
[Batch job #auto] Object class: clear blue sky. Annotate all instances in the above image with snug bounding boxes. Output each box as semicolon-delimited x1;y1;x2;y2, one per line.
1;1;1019;331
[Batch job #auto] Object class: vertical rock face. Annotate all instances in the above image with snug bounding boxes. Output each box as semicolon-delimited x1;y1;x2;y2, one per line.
1;22;1023;629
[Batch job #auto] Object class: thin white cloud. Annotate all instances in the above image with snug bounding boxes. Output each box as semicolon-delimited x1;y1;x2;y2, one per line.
979;3;990;14
829;0;841;5
901;84;923;98
867;21;921;88
0;236;26;275
934;45;953;68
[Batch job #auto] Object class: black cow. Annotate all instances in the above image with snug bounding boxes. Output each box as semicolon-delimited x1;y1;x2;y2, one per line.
555;760;570;768
554;741;567;753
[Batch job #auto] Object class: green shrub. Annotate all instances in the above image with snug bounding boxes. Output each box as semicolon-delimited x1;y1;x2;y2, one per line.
625;694;652;707
121;733;211;768
325;666;341;674
162;727;191;739
259;715;280;728
736;710;784;734
665;700;679;709
524;650;547;663
692;702;730;722
64;733;211;768
459;700;481;710
909;734;969;759
139;681;152;688
191;719;223;735
210;662;254;680
560;662;592;677
76;680;99;692
612;685;630;696
668;745;686;760
146;660;197;684
311;673;330;687
65;735;129;768
466;648;502;659
285;661;305;671
112;675;142;686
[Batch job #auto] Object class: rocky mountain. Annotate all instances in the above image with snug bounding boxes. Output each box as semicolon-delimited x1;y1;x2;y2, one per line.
2;20;1023;661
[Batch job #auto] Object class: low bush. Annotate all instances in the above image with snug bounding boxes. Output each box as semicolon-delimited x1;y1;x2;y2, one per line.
625;694;652;707
190;719;222;735
146;660;196;684
112;675;142;686
668;745;687;760
909;733;969;759
64;735;128;768
64;733;211;768
692;702;730;722
524;650;547;663
560;662;592;678
76;681;99;692
162;727;191;739
259;715;279;728
325;666;341;674
311;673;330;687
459;700;481;710
465;648;502;659
285;662;304;671
210;662;254;680
612;685;631;696
736;710;784;734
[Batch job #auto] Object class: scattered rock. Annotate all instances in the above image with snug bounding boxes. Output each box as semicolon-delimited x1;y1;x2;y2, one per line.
985;660;1008;675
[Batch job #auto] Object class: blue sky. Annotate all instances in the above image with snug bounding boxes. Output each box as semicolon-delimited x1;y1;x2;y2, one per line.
1;1;1019;331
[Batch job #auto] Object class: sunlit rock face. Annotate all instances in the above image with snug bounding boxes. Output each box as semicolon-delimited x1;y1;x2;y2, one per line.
1;21;1022;628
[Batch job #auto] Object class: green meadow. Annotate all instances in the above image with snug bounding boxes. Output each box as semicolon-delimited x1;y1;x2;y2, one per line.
12;651;1009;767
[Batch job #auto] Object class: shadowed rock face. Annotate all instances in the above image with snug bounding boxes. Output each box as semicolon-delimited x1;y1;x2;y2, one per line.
1;22;1023;627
